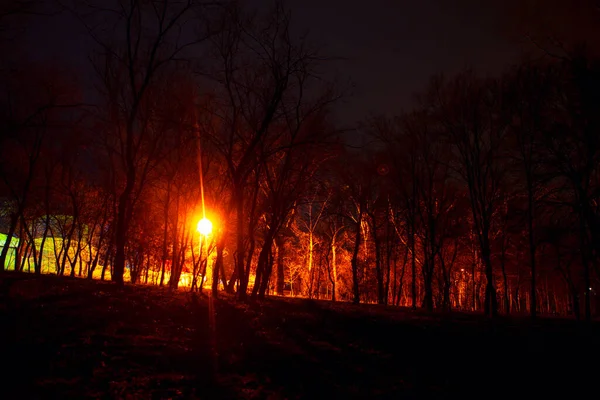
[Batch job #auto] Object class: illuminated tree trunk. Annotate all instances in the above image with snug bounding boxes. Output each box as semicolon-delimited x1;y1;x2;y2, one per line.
168;198;181;289
233;171;261;296
384;219;393;305
20;214;38;275
471;241;477;311
375;235;384;305
351;210;362;304
331;234;338;302
439;243;456;312
72;224;85;277
199;258;208;294
88;200;110;280
258;246;274;299
219;254;227;291
244;237;255;292
191;239;204;292
113;172;134;285
100;242;112;281
500;259;509;314
15;225;27;272
61;207;78;278
159;181;172;287
144;254;150;284
396;244;408;306
370;211;385;305
212;237;225;297
315;252;324;299
499;198;511;314
36;182;53;275
466;179;498;317
481;235;498;317
0;215;21;272
410;215;417;310
235;187;248;300
579;217;592;321
421;215;436;312
19;241;31;273
422;257;434;311
441;263;451;312
524;155;537;319
308;229;314;299
276;236;285;295
191;257;200;292
253;229;276;298
256;214;286;299
226;268;237;294
130;253;139;284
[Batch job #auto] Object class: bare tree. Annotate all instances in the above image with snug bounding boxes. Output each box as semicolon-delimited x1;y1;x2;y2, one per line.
205;1;340;300
429;71;509;317
75;0;215;284
0;65;80;271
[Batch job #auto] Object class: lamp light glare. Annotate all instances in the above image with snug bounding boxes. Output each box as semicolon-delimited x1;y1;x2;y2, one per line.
197;218;213;236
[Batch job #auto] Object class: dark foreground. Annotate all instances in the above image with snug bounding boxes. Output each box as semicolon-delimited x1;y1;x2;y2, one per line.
1;273;598;399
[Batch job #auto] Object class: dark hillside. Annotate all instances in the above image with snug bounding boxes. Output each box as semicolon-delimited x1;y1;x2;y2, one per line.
1;273;598;399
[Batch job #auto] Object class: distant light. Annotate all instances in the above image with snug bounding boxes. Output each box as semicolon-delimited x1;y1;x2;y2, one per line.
377;164;390;176
590;287;593;291
197;218;213;236
460;268;464;272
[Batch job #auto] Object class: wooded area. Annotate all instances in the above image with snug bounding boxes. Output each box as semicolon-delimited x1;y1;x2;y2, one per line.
1;0;600;321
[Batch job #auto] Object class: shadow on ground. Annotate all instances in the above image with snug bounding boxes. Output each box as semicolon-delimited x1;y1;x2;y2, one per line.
1;273;598;399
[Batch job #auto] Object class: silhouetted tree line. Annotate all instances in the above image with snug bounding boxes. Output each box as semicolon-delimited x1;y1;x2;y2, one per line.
0;0;599;320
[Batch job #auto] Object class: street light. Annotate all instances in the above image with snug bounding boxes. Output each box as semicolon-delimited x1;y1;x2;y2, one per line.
197;217;213;236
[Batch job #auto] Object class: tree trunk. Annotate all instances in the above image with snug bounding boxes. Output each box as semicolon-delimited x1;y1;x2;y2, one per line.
159;183;171;287
351;211;362;304
526;171;537;319
373;218;384;305
100;241;112;281
578;213;592;321
61;214;78;278
226;268;237;294
308;229;314;299
501;259;510;315
235;187;248;300
168;198;185;290
481;242;498;317
276;236;285;295
331;236;338;302
396;244;408;306
35;212;51;275
212;238;224;297
410;218;417;310
199;259;208;294
255;227;278;299
113;177;133;285
0;213;19;271
258;246;274;299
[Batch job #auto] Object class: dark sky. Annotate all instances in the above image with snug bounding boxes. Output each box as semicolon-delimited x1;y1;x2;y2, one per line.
283;0;518;122
22;0;519;126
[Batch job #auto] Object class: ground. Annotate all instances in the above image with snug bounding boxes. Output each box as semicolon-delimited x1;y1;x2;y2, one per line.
1;273;598;399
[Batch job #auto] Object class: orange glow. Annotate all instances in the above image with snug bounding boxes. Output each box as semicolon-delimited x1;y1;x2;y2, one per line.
197;217;213;236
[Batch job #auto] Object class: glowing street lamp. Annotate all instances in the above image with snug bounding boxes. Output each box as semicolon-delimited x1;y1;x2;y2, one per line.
197;217;213;236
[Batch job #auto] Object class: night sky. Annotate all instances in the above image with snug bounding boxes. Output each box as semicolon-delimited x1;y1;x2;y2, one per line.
22;0;520;126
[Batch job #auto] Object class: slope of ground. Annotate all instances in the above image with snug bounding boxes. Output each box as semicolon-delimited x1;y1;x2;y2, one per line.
1;272;598;399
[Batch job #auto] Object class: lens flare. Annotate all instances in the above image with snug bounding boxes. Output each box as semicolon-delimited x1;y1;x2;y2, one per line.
197;217;213;236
